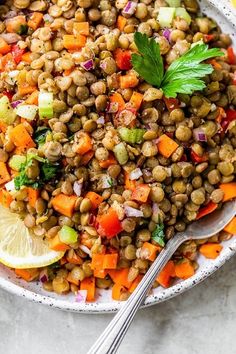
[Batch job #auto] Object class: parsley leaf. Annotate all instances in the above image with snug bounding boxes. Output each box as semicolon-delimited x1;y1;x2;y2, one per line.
34;127;51;146
131;32;164;87
41;161;59;181
131;33;224;98
151;221;165;247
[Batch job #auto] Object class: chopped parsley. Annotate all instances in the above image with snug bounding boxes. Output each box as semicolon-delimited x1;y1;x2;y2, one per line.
151;220;165;247
33;127;51;146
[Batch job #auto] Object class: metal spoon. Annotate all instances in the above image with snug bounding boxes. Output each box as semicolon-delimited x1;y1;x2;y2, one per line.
88;199;236;354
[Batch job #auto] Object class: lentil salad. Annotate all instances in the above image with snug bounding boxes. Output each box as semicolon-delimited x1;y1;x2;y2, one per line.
0;0;235;302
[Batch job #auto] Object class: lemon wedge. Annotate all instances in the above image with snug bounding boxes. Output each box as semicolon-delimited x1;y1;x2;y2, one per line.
0;205;64;269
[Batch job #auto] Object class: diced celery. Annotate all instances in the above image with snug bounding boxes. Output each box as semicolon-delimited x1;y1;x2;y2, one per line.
58;225;78;245
113;142;129;165
38;92;54;119
166;0;181;7
191;39;204;49
157;7;176;28
118;127;145;144
0;96;16;125
15;104;38;120
175;7;192;25
8;155;26;171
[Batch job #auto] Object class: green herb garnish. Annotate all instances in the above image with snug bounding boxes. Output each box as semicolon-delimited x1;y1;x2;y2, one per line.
131;32;224;98
34;127;51;146
14;154;59;190
151;220;165;247
18;24;28;35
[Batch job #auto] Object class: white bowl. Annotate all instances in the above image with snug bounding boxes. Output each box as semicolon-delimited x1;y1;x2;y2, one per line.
0;0;236;313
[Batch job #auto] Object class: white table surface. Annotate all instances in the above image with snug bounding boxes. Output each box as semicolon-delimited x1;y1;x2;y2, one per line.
1;256;236;354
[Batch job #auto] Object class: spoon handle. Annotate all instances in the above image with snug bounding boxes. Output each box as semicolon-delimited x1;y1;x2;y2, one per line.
87;233;185;354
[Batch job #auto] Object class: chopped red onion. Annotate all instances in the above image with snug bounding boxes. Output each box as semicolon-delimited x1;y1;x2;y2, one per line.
123;1;137;15
5;180;15;192
4;11;18;19
79;245;91;257
43;14;53;23
106;102;119;114
81;59;94;71
39;269;48;283
100;175;116;189
73;181;83;196
75;290;87;303
124;205;144;218
130;168;143;180
97;116;105;125
11;100;23;108
0;33;22;43
152;203;161;214
193;128;207;142
163;29;171;42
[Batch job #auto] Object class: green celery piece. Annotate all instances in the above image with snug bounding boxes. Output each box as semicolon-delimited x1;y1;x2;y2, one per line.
58;226;78;245
113;142;129;165
0;96;16;125
166;0;181;6
175;7;191;25
8;155;26;171
157;7;176;28
39;92;54;119
118;128;145;144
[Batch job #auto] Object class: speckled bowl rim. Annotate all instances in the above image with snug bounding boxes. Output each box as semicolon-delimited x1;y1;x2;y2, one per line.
0;0;236;313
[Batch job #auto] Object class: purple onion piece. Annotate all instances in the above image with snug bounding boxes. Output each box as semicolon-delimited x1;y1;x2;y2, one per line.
75;290;87;303
123;1;137;15
73;181;83;196
39;269;49;283
80;59;94;71
124;205;144;218
129;168;143;181
193;128;207;142
106;102;119;114
163;29;171;42
11;100;23;108
97;116;105;124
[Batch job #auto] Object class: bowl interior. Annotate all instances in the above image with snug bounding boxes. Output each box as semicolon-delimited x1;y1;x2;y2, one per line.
0;0;235;313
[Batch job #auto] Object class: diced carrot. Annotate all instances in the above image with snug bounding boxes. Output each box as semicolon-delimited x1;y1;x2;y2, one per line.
119;72;139;89
0;162;11;185
141;242;161;262
63;67;74;76
67;272;79;286
224;217;236;235
117;15;127;31
27;187;39;208
0;53;16;71
51;194;77;217
0;121;7;133
85;191;103;210
114;48;132;70
80;277;95;302
25;90;39;105
80;150;94;165
99;153;117;168
112;283;126;301
48;234;70;252
0;38;11;55
21;52;33;63
129;91;143;110
0;189;13;208
199;243;223;259
196;201;218;220
103;254;118;270
216;107;226;123
124;172;136;191
18;84;37;96
129;274;143;293
66;250;83;265
93;269;108;279
156;261;175;288
157;134;179;158
28;12;44;30
10;124;36;149
73;22;90;36
175;259;195;279
163;97;179;111
97;208;123;239
131;184;151;203
208;59;222;69
6;15;26;33
110;92;126;111
220;183;236;202
63;34;87;51
91;254;104;270
108;268;132;288
76;132;92;155
15;268;39;282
